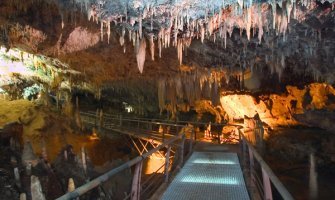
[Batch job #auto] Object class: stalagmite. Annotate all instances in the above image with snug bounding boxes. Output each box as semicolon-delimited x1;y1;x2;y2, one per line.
31;176;46;200
14;167;21;188
136;39;146;74
26;163;32;176
68;178;76;192
20;193;26;200
22;141;37;167
81;147;87;174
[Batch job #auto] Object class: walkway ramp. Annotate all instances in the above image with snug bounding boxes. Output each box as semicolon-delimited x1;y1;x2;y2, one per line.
161;152;250;200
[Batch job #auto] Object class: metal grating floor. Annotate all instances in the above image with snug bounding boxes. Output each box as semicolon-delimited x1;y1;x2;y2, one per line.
161;152;250;200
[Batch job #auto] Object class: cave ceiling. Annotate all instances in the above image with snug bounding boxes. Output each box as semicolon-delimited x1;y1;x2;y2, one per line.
0;0;334;88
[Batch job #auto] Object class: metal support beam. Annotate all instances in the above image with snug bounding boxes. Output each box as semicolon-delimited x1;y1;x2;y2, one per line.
164;146;171;183
248;146;254;184
130;136;143;155
138;139;149;155
262;167;273;200
149;141;165;158
131;161;143;200
179;134;185;168
189;129;194;153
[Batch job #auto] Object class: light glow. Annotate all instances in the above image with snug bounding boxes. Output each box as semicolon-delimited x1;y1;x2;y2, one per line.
181;175;239;185
192;158;236;165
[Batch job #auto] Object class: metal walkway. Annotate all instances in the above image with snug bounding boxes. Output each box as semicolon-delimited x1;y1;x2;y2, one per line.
161;152;250;200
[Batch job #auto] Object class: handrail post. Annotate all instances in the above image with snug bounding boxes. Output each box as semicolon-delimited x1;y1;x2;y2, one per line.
131;161;143;200
119;115;122;127
149;120;153;132
95;108;99;127
162;125;165;142
242;136;247;167
248;146;254;184
194;126;197;141
189;128;194;154
179;134;185;167
262;167;273;200
99;109;103;132
164;146;171;183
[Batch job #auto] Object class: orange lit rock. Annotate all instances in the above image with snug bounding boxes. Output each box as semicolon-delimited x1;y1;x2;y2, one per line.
220;83;335;129
194;100;225;123
286;85;306;114
220;94;274;125
309;83;335;110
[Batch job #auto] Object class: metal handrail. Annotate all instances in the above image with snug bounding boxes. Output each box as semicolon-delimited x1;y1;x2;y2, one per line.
81;111;225;127
238;128;294;200
56;134;184;200
80;112;186;129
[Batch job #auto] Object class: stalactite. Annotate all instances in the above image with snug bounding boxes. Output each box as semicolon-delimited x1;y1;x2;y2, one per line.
177;39;183;65
120;27;125;46
258;6;264;44
272;0;277;30
149;34;155;61
286;0;293;23
246;7;252;41
107;21;111;44
139;13;143;39
100;21;103;41
61;13;64;29
201;25;205;43
158;28;163;58
136;39;146;74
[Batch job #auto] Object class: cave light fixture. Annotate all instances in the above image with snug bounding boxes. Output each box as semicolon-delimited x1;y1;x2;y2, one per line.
192;158;237;165
123;102;134;113
181;175;240;185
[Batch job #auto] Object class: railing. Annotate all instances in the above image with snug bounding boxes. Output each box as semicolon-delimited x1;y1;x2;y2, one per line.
238;128;294;200
80;112;191;141
80;111;225;143
78;111;293;200
57;112;195;200
83;110;225;127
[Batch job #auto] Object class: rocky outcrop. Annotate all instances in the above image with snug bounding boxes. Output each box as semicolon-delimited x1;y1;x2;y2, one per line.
220;83;335;132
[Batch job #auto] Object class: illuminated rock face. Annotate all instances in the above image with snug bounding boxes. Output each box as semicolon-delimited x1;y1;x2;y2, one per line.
220;83;335;130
